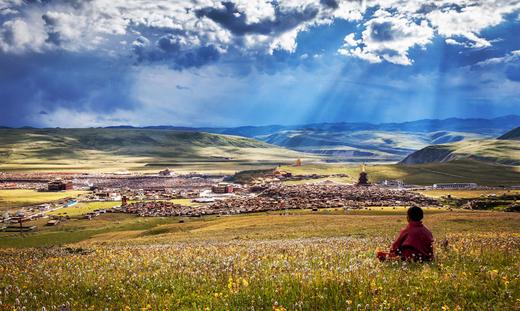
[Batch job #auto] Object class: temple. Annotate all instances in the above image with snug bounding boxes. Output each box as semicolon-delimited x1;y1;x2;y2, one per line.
357;163;369;186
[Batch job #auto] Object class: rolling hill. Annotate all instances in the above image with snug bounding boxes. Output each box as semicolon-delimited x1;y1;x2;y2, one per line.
3;116;518;163
257;130;488;162
498;127;520;140
109;115;519;137
400;130;520;166
0;129;310;173
107;115;520;162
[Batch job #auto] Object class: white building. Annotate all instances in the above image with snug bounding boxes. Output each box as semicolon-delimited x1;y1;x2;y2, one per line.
380;180;404;188
433;183;477;189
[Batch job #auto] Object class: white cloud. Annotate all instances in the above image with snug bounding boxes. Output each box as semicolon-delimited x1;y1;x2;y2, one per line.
474;49;520;66
343;33;358;46
0;18;47;53
336;0;520;65
0;0;519;65
338;12;434;65
426;1;520;48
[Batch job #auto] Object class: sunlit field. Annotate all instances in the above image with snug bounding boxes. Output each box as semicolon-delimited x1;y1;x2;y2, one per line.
48;201;121;217
280;160;520;186
0;189;86;212
1;209;519;310
418;189;520;199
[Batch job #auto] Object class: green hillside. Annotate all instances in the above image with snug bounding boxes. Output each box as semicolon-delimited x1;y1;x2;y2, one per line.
278;160;520;186
498;126;520;140
0;129;311;173
260;130;488;162
400;139;520;166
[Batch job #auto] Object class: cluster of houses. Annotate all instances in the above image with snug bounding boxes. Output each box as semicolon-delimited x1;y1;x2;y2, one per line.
0;199;77;229
207;184;439;213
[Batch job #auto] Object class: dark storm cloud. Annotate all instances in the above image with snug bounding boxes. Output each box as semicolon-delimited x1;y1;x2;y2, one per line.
195;1;320;36
42;13;63;46
133;35;220;70
320;0;339;10
0;52;137;127
416;3;464;14
370;21;398;42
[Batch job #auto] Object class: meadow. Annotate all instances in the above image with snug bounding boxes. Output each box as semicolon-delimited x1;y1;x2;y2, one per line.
417;189;520;199
0;128;311;174
0;189;86;212
279;160;520;186
0;208;518;310
47;199;199;217
1;128;519;187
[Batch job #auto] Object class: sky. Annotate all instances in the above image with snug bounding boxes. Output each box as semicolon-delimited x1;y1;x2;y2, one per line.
1;0;520;128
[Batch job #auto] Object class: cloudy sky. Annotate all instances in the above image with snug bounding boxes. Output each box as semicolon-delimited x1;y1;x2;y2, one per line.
1;0;520;127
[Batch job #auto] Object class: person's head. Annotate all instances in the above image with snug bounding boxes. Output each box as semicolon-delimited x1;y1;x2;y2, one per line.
407;206;424;222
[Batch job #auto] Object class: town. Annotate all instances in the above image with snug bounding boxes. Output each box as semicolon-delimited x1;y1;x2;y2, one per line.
2;163;518;233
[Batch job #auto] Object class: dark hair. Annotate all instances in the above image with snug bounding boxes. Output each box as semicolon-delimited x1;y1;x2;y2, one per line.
407;206;424;221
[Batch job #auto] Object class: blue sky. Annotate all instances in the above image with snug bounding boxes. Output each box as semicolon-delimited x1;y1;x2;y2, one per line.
0;0;520;127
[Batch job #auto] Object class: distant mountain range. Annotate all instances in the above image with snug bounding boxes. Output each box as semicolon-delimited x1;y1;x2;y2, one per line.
2;115;519;163
204;115;519;162
97;115;520;136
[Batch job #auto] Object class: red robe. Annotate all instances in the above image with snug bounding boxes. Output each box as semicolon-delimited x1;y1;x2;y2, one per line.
389;221;434;261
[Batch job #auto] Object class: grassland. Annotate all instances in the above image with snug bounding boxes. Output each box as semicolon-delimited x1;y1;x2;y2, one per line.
402;139;520;165
0;128;313;173
262;129;488;162
418;189;520;199
48;201;120;216
0;189;86;212
280;160;520;186
0;208;518;310
1;128;518;186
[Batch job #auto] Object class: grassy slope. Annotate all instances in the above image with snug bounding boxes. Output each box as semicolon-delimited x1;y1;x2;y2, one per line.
498;126;520;140
280;160;520;186
261;130;488;161
0;128;312;173
0;207;515;248
418;189;520;199
47;201;121;216
0;189;86;212
401;139;520;165
0;210;518;309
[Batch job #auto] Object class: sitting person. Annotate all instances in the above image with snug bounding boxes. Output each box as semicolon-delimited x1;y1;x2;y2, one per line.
377;206;434;262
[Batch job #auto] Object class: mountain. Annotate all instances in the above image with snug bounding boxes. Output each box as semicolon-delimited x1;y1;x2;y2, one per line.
0;128;307;172
205;115;520;137
8;115;520;164
248;116;520;161
400;139;520;166
498;127;520;140
95;116;520;162
96;115;520;137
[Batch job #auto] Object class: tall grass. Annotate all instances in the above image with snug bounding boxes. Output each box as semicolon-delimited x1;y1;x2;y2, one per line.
0;211;518;310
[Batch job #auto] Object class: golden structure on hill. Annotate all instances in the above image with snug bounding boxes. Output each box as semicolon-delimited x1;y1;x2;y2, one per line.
295;158;302;166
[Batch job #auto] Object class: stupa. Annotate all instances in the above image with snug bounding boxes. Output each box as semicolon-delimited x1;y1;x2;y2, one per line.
357;163;369;186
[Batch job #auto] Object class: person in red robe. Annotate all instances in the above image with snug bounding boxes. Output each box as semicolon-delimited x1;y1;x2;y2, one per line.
377;206;434;262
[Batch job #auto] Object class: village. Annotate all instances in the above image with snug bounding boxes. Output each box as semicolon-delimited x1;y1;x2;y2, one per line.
1;163;518;232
